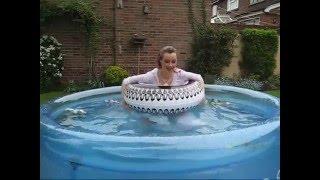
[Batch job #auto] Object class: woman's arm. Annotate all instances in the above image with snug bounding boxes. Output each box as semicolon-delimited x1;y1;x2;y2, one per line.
178;70;205;89
122;74;148;85
122;70;156;87
180;70;204;83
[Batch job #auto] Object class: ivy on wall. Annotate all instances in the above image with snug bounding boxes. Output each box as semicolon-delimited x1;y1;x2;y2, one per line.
40;0;103;57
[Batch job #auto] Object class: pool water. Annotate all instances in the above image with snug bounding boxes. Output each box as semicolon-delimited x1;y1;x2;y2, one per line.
40;85;280;179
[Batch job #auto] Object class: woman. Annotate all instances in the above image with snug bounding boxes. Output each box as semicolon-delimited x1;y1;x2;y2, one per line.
121;46;205;124
122;46;204;89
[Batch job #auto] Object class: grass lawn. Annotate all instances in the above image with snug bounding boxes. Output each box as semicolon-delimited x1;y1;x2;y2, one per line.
40;89;280;105
264;90;280;98
40;91;68;105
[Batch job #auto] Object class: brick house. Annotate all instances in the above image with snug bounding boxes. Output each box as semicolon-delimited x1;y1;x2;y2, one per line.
41;0;279;83
41;0;213;83
211;0;280;27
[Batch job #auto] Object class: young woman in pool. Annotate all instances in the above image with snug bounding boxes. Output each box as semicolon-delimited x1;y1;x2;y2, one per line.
121;46;204;89
121;46;205;123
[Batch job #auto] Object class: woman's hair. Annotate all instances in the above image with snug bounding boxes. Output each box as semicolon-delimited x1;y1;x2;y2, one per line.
157;46;177;68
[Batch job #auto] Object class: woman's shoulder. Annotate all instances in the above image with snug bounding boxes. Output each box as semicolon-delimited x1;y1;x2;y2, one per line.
174;68;183;73
141;68;157;75
175;68;191;75
148;68;158;74
142;68;158;80
176;69;202;78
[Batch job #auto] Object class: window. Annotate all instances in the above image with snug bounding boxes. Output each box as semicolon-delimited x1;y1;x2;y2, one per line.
227;0;239;11
250;0;264;5
212;5;218;17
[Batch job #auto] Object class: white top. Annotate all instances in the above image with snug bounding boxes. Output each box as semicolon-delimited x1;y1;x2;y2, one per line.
122;68;203;86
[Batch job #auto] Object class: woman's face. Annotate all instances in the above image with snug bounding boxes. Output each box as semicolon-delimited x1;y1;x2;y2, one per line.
161;52;177;71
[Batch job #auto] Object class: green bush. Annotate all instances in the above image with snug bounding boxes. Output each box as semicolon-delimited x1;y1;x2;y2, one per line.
104;66;129;86
188;25;237;77
240;28;278;80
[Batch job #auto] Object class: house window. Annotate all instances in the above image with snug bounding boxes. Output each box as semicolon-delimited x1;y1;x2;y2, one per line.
250;0;264;5
227;0;239;11
212;5;218;17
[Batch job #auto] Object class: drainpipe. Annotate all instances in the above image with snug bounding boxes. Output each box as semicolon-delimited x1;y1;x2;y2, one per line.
138;46;141;74
112;0;117;65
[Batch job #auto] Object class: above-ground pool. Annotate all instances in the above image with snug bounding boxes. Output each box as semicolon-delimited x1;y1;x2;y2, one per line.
40;85;280;179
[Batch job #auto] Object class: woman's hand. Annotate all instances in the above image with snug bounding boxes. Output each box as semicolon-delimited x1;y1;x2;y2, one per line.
199;79;205;89
121;83;131;111
121;83;129;94
122;100;131;111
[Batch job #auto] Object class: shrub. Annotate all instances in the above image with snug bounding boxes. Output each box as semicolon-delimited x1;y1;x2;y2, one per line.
188;25;237;77
233;78;263;91
214;76;263;91
104;66;129;86
240;28;278;80
64;78;105;93
87;78;104;89
64;80;83;93
40;35;64;92
214;76;234;86
263;74;280;90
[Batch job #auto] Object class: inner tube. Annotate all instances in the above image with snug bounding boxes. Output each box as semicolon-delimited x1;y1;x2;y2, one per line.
122;81;205;114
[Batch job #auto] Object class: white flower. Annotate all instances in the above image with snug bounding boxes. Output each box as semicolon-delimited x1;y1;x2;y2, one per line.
46;46;55;52
61;67;64;70
52;37;60;45
54;72;62;77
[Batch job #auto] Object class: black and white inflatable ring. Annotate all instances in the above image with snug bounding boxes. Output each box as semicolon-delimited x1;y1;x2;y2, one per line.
122;81;205;114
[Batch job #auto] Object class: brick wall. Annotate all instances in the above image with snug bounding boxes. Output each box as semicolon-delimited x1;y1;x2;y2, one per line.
42;0;212;83
41;0;279;83
113;0;212;75
260;13;280;27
